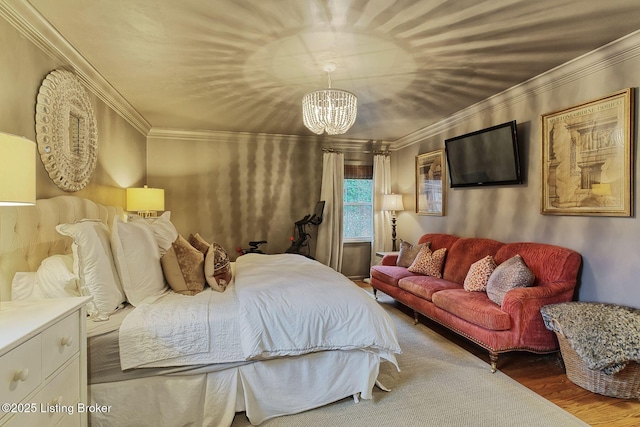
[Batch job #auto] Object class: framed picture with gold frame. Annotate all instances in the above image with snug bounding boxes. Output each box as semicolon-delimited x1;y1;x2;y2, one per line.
541;88;634;216
416;149;445;216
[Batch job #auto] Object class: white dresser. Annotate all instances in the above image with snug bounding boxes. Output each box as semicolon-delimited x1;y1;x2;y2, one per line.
0;297;91;427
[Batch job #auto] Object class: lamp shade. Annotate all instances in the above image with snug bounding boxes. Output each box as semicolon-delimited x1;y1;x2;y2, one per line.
0;132;36;206
381;194;404;212
126;185;165;212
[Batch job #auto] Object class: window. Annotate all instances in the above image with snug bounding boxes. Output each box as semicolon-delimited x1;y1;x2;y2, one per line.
343;165;373;242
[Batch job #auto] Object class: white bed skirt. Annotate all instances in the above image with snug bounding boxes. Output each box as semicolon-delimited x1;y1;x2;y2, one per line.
89;349;383;426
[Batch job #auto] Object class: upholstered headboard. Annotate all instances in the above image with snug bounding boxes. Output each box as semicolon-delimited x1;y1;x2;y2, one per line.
0;196;125;300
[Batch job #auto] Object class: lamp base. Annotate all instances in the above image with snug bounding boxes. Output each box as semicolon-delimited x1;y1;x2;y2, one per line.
391;216;398;251
137;210;158;219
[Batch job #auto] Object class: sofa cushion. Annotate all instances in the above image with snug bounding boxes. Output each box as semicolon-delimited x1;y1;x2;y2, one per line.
486;255;535;306
398;276;462;301
371;265;418;287
417;233;460;251
432;289;512;331
408;247;447;278
442;237;504;284
397;240;428;268
463;255;497;292
495;242;581;286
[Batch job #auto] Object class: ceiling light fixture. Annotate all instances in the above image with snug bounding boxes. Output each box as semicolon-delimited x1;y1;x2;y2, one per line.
302;63;357;135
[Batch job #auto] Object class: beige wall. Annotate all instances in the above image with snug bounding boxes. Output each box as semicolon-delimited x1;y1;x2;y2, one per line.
147;133;323;260
392;39;640;308
11;5;639;307
0;19;146;207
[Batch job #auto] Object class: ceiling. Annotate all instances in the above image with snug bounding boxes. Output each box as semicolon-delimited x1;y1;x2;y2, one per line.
20;0;640;142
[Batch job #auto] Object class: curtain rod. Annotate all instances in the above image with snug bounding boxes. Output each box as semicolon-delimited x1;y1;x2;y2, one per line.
322;147;343;153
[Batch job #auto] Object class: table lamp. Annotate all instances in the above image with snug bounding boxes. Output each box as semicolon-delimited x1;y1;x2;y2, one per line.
126;185;165;218
381;193;405;251
0;132;36;206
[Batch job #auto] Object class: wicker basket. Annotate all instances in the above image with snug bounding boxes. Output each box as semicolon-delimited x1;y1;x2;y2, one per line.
554;326;640;399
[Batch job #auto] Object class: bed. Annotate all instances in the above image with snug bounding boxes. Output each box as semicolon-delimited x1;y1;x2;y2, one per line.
0;196;401;426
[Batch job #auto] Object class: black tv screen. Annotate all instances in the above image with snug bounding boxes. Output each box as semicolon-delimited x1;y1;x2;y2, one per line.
445;120;522;188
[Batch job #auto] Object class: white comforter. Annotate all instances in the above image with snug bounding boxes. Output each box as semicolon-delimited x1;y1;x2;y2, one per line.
119;254;400;370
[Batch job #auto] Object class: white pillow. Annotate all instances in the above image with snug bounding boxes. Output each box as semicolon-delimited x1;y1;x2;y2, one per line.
36;254;80;299
131;211;178;256
11;272;45;301
111;217;167;306
56;220;125;320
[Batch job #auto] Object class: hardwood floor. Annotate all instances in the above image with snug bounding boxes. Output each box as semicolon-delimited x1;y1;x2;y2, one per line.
355;282;640;426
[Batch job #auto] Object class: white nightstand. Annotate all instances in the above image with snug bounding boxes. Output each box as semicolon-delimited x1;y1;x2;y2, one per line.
0;297;91;427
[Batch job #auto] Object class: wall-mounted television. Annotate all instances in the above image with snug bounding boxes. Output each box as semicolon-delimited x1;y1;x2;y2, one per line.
444;120;522;188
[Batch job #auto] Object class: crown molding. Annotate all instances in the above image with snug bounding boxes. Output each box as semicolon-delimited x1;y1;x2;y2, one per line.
0;0;151;135
148;127;387;152
391;29;640;151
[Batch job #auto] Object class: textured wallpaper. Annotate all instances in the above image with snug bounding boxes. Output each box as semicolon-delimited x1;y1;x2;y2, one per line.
148;133;323;259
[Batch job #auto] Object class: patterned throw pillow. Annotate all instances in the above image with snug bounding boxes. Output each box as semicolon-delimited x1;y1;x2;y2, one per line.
205;243;232;292
396;240;430;268
407;246;447;278
486;254;535;305
463;255;497;292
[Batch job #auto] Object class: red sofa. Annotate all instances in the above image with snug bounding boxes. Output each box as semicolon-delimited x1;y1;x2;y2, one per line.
370;233;582;372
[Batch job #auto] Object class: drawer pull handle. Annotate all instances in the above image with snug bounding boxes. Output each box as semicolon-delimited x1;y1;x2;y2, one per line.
61;336;74;347
50;396;63;406
13;368;29;382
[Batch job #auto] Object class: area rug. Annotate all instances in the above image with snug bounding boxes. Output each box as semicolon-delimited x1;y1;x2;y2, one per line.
231;292;588;426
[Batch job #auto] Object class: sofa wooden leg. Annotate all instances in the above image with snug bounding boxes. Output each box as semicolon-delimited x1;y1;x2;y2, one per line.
372;288;378;300
413;311;419;325
489;352;498;373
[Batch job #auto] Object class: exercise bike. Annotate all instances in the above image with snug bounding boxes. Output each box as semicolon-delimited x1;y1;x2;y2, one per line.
236;240;267;255
237;201;325;258
284;201;324;258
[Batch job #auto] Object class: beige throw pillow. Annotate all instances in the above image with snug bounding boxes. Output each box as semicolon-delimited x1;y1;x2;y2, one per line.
161;235;205;296
407;246;447;278
188;233;211;255
397;241;429;268
486;254;535;305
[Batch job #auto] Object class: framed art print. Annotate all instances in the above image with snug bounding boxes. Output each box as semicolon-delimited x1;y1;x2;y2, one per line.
541;88;634;216
416;149;445;216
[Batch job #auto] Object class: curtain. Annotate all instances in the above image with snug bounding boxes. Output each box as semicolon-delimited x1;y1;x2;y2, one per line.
315;151;344;271
371;154;391;265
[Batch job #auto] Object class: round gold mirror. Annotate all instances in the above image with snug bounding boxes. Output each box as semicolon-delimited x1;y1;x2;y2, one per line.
35;69;98;192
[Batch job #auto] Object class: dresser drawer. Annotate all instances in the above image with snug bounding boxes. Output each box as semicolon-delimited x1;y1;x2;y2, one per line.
42;312;80;379
4;357;80;427
0;335;42;405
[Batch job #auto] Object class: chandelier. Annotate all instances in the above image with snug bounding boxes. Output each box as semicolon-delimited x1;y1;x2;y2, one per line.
302;63;357;135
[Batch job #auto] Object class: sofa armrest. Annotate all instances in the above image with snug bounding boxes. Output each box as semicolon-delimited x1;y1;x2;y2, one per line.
381;254;399;266
501;281;577;345
502;281;576;313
